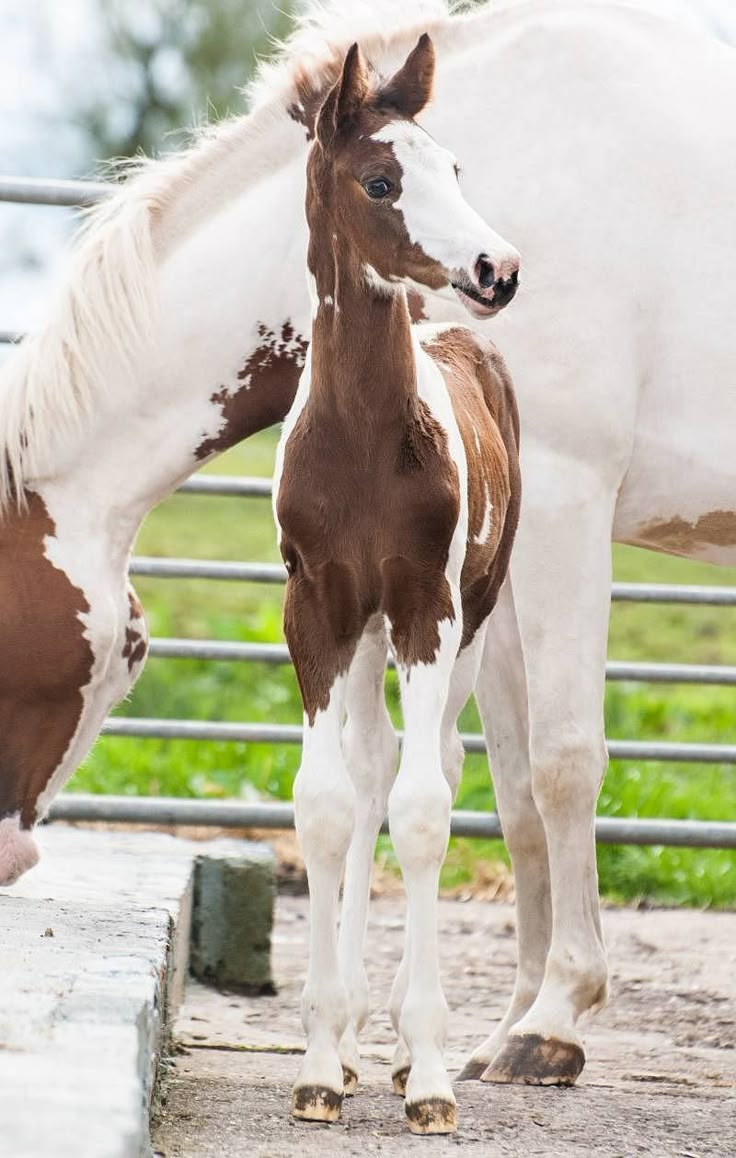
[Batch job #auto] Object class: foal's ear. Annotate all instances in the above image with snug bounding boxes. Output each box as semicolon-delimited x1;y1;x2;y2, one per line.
316;42;370;148
380;33;435;118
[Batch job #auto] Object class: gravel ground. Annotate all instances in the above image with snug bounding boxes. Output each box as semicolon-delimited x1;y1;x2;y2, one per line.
153;895;736;1157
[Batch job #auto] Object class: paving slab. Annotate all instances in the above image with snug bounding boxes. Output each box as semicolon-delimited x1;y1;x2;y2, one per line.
0;825;275;1158
154;894;736;1158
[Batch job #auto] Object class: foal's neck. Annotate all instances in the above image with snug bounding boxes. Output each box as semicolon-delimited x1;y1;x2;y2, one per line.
308;232;417;420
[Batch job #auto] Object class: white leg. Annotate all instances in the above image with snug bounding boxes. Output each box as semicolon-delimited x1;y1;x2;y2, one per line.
388;611;462;1135
457;579;553;1079
292;676;356;1121
482;461;612;1085
389;623;488;1094
337;621;398;1093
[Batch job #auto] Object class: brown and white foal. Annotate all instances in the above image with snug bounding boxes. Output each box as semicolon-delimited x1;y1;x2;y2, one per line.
274;37;521;1134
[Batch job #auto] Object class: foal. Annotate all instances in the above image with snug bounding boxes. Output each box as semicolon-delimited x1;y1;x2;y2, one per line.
275;37;521;1134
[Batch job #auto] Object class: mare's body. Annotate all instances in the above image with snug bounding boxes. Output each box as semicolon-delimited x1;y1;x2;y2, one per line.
0;0;733;1090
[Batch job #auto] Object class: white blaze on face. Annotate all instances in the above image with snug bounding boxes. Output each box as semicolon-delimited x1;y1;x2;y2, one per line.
371;121;520;285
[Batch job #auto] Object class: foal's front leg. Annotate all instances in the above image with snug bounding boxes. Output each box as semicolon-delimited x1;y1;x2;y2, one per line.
291;669;356;1121
338;620;398;1093
387;603;462;1135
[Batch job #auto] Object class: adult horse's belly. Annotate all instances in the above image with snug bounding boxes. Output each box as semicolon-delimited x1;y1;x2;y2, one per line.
613;369;736;566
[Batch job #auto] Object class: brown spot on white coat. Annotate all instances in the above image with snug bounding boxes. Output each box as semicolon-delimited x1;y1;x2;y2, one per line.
195;321;308;460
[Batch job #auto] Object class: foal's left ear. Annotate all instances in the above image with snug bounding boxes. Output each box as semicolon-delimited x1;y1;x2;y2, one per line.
317;43;370;148
380;33;435;118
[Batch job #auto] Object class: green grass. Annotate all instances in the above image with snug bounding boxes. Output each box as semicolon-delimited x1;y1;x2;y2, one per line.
68;429;736;907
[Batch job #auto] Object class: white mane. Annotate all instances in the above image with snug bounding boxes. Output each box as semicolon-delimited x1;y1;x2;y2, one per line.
0;0;453;514
248;0;451;110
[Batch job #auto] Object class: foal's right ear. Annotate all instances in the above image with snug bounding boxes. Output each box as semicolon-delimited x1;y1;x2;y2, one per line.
381;33;435;118
317;43;370;148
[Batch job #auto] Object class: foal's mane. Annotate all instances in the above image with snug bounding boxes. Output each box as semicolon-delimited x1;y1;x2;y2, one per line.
0;0;454;514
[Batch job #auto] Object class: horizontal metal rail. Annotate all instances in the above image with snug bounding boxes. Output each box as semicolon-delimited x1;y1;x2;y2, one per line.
148;637;736;687
611;582;736;606
132;555;736;609
100;716;736;764
46;793;736;849
176;475;273;498
130;557;285;583
0;175;109;207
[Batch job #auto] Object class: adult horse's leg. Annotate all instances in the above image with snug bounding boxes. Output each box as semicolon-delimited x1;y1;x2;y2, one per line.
480;463;614;1085
457;580;553;1080
337;619;398;1094
390;625;488;1095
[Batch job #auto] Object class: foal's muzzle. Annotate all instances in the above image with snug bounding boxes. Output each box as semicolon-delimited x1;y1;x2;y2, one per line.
451;253;520;318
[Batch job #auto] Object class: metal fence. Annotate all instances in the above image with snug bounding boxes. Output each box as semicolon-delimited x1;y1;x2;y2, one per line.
2;176;735;849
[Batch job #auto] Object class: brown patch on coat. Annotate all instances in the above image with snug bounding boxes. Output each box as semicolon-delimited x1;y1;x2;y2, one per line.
0;493;93;827
629;510;736;557
407;288;427;323
122;628;147;674
421;327;521;647
195;321;308;460
123;585;148;674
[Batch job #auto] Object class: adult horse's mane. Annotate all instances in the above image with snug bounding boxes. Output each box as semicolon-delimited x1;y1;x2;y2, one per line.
0;0;453;514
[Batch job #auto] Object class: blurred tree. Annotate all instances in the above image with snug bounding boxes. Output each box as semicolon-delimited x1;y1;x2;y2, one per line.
79;0;296;159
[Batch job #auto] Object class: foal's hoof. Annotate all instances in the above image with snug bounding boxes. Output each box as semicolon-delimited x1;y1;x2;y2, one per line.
482;1033;585;1086
292;1085;343;1122
456;1057;489;1082
342;1065;358;1096
392;1065;410;1097
405;1097;457;1135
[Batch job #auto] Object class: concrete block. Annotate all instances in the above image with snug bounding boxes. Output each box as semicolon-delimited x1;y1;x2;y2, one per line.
189;840;276;994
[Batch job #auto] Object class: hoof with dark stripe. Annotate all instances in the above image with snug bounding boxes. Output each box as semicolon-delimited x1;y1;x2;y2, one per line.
292;1085;343;1122
456;1057;489;1082
392;1065;410;1096
481;1033;585;1086
342;1066;358;1096
405;1097;457;1135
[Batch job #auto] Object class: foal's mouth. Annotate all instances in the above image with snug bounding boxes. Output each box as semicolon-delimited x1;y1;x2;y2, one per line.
451;274;518;319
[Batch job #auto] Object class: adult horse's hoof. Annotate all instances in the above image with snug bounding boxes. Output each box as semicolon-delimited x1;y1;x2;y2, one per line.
405;1097;457;1135
342;1065;358;1096
456;1057;489;1082
291;1084;343;1121
481;1033;585;1086
392;1065;410;1096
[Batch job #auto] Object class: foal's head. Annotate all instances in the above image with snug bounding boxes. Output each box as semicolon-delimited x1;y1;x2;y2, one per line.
307;35;520;319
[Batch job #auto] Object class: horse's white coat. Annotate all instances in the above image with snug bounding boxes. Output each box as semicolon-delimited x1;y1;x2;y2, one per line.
0;0;734;1085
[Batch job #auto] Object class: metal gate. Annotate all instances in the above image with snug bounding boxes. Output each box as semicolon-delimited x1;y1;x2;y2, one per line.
2;177;735;849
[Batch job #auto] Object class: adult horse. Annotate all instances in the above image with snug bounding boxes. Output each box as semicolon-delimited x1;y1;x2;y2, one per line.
1;0;734;1090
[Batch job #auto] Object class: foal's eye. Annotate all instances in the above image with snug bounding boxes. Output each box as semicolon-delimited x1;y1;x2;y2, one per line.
363;177;392;199
453;163;462;181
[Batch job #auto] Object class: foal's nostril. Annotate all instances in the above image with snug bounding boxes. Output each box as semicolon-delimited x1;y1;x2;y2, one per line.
494;275;519;307
475;255;496;290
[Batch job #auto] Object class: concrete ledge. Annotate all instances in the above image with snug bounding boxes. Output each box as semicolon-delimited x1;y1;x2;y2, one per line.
0;825;275;1158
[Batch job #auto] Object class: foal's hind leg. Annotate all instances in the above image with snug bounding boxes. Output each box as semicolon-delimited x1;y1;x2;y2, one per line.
337;619;398;1094
389;624;488;1096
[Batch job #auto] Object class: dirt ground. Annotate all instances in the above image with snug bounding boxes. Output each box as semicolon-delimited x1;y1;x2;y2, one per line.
153;895;736;1158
